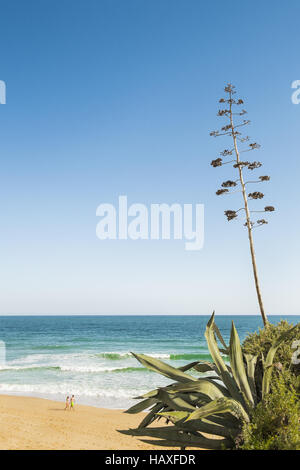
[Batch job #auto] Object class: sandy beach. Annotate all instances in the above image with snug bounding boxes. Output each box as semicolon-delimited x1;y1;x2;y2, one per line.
0;394;166;450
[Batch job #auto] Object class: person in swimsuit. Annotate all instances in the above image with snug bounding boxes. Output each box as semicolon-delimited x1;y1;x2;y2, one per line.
70;395;75;411
65;396;70;410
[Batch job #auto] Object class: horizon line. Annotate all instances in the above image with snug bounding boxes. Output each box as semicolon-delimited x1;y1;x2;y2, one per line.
0;313;299;317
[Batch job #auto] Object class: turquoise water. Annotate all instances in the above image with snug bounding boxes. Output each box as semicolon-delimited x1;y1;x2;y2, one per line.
0;315;299;409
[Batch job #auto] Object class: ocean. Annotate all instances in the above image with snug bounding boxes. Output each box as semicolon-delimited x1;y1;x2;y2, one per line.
0;315;299;409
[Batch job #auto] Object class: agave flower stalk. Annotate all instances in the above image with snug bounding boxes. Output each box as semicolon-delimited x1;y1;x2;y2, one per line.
210;84;275;326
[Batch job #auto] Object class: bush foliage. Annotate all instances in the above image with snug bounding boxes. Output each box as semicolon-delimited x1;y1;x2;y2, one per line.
243;320;300;373
241;370;300;450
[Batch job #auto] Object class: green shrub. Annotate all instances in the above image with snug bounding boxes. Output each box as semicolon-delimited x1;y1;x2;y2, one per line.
243;320;300;374
241;371;300;450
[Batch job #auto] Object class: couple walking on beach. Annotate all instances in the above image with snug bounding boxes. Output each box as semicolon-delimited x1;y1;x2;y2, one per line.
65;395;75;411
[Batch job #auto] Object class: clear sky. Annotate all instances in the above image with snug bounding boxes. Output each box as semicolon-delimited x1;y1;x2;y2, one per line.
0;0;299;315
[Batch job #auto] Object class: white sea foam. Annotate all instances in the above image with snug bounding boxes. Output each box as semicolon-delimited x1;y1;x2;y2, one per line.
95;352;170;359
0;364;145;373
58;365;138;373
8;353;88;365
144;353;170;359
0;364;53;371
4;351;171;374
0;383;147;399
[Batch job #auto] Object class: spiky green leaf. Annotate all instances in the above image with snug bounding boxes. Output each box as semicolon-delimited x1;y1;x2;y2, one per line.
193;362;216;373
163;378;229;401
186;397;249;423
155;389;196;411
157;411;237;438
125;398;157;414
214;323;229;353
205;313;243;404
131;353;197;383
229;321;254;408
178;361;201;372
137;403;166;428
244;353;258;405
119;426;233;449
262;324;299;397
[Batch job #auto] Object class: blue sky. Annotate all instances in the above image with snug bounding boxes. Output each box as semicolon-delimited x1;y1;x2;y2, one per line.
0;0;299;315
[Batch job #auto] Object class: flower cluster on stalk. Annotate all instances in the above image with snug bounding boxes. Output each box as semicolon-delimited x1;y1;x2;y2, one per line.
210;84;275;230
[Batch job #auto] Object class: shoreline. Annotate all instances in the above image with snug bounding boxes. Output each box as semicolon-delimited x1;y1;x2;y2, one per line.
0;394;165;450
0;391;128;410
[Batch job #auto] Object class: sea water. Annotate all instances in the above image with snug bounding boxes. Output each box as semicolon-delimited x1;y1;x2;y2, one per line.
0;315;299;409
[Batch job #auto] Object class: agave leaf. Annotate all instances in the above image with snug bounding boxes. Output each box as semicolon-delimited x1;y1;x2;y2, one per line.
119;426;185;440
186;397;249;423
125;398;157;414
140;437;232;449
137;388;159;399
182;418;238;439
131;353;197;383
175;392;208;406
156;389;196;411
157;410;189;422
137;403;165;428
209;412;241;428
219;348;229;355
120;426;232;449
262;324;299;397
158;411;237;439
140;388;207;406
214;323;229;353
163;378;229;401
178;361;200;372
196;374;221;380
244;353;258;405
193;362;215;373
205;313;243;404
229;321;254;408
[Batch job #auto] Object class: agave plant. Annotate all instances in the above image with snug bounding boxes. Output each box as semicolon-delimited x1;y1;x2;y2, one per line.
119;313;298;449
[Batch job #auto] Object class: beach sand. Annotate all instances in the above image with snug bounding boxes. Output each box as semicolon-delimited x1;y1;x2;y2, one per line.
0;394;168;450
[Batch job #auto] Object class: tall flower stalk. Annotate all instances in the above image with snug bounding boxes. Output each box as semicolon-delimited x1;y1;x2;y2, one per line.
210;84;275;326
